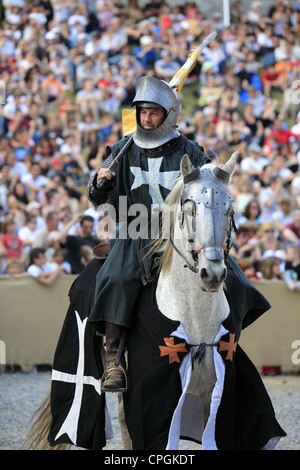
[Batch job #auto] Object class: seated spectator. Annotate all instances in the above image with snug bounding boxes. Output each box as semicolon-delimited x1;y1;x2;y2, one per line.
239;259;261;281
261;63;285;97
75;79;102;121
246;85;266;119
77;113;102;147
259;176;286;222
266;118;299;154
196;121;224;155
50;247;71;274
282;208;300;246
176;109;196;140
2;149;28;181
154;49;181;81
134;35;161;71
252;164;274;195
0;237;7;273
270;153;294;183
201;37;226;75
240;143;269;180
12;181;29;208
98;16;128;58
57;96;78;128
291;110;300;136
57;213;99;273
246;1;262;24
258;256;283;280
283;244;300;291
76;56;101;89
25;201;46;231
32;210;60;250
27;247;62;286
282;76;300;120
219;86;239;116
17;213;38;258
237;199;263;225
254;222;285;263
260;98;278;131
272;194;294;239
46;158;68;182
21;162;53;202
242;103;264;142
1;90;29;124
9;127;33;163
41;70;65;107
97;68;126;115
234;175;254;215
214;108;234;142
45;230;61;260
230;224;257;266
49;51;73;92
0;216;25;263
3;257;27;278
197;75;223;109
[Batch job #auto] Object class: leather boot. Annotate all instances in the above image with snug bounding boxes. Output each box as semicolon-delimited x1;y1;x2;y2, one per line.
101;322;127;393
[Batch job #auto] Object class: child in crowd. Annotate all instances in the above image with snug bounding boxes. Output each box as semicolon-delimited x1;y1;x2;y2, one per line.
3;257;28;278
283;244;300;292
27;247;62;286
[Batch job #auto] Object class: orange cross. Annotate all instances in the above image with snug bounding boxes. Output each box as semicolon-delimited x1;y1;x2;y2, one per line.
218;333;237;361
159;337;187;364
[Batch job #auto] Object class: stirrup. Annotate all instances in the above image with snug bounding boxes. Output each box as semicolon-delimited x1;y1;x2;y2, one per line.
101;363;127;393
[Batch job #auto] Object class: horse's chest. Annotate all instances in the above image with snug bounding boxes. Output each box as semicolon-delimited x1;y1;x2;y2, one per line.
156;277;229;345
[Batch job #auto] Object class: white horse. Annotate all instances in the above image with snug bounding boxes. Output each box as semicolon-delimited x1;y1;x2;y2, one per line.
120;151;238;450
159;153;235;434
26;151;284;450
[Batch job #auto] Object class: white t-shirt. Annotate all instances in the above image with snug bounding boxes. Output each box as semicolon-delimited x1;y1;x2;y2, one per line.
27;261;58;277
240;156;269;173
21;173;49;188
18;226;36;243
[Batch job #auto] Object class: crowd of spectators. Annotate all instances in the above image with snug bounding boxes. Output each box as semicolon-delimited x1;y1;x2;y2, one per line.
0;0;300;290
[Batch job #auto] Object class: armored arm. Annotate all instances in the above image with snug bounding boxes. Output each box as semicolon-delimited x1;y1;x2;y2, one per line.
86;153;116;208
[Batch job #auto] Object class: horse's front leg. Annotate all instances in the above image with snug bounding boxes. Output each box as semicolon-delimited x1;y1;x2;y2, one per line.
187;351;217;430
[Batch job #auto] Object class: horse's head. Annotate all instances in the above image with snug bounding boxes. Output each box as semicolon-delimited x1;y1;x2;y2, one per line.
174;152;237;292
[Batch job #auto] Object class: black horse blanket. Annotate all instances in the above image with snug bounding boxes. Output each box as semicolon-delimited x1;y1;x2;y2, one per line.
48;259;286;450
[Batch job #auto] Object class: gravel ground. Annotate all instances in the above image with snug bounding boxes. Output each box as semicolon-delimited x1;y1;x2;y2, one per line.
0;371;299;451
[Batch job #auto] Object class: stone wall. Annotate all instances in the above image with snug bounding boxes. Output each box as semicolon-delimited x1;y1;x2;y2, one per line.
0;275;299;373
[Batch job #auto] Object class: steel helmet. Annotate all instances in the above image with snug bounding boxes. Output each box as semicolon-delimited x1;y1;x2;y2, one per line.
131;76;180;148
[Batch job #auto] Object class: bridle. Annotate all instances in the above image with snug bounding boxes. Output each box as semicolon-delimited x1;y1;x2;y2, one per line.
138;165;237;284
170;167;237;275
170;210;237;275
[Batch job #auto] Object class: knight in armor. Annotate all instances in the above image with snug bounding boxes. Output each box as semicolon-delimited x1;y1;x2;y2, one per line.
87;76;267;393
87;76;210;392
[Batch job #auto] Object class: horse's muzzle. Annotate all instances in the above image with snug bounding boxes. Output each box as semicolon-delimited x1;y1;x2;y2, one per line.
198;263;227;292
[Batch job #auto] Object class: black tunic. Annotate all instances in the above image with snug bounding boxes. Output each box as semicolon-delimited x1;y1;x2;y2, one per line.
86;136;209;332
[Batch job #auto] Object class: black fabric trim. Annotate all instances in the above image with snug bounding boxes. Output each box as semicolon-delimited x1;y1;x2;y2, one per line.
183;167;200;184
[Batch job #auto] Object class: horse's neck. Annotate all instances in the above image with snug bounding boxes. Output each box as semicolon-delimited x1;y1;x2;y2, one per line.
156;250;229;345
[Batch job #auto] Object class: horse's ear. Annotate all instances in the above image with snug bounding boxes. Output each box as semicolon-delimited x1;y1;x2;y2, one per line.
222;151;238;177
180;154;194;177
